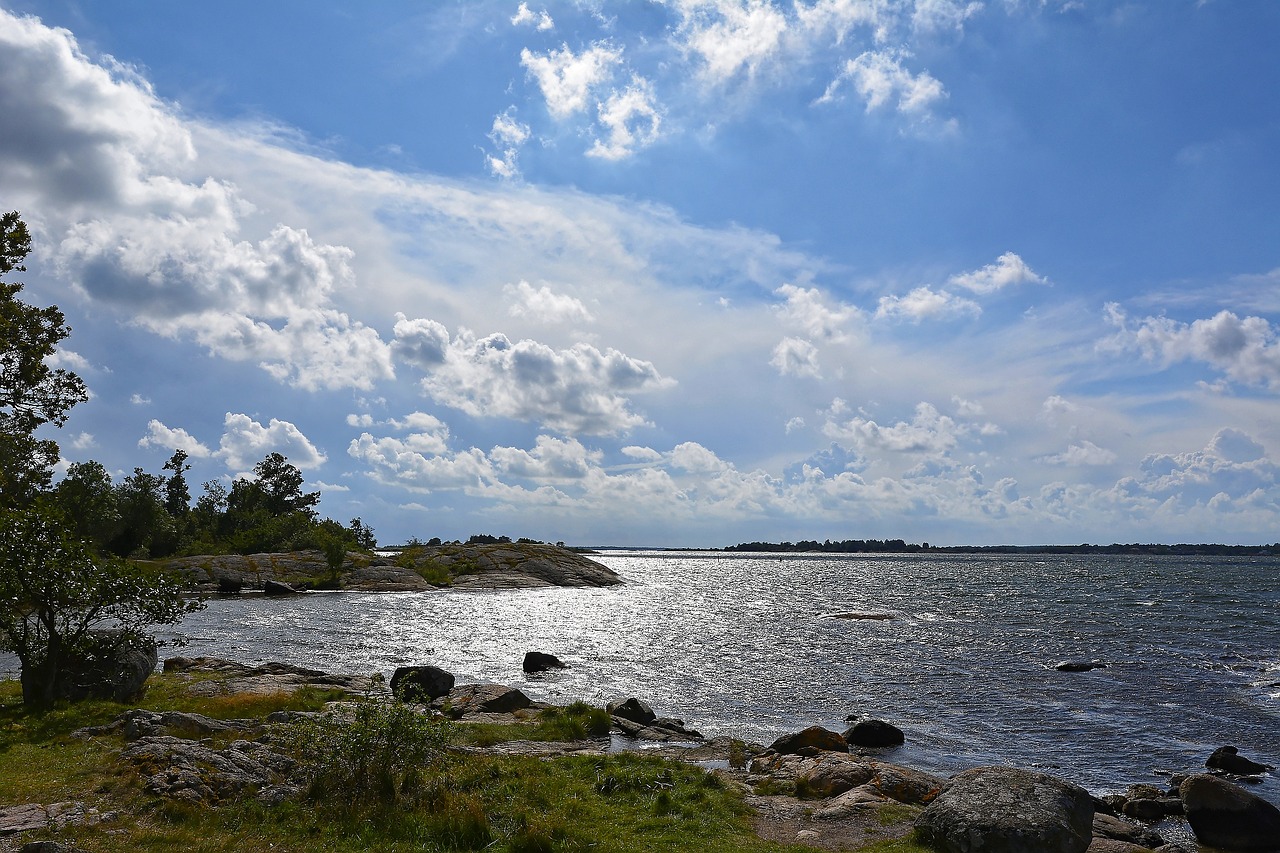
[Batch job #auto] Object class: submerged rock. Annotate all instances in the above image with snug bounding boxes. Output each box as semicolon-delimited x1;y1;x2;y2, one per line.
1207;746;1274;776
1056;660;1107;672
523;651;568;673
844;718;905;748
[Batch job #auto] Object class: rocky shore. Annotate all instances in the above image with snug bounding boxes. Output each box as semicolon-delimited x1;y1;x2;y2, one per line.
161;542;621;594
6;656;1276;853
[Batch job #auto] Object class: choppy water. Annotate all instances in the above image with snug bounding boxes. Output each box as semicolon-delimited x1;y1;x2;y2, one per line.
154;552;1280;811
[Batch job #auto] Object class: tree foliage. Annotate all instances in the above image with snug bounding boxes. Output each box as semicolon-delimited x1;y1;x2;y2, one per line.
0;504;204;708
0;211;88;508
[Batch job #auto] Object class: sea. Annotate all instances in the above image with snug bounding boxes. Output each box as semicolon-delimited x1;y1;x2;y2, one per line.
9;551;1279;840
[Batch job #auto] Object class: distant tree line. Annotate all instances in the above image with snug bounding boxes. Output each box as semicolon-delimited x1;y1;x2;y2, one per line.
723;539;1279;556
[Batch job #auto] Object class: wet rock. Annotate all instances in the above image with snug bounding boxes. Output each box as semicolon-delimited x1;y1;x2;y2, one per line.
523;651;567;673
844;718;905;748
1092;812;1164;848
1056;660;1107;672
1087;840;1157;853
217;577;243;594
1179;773;1280;851
1207;746;1274;776
263;579;301;596
1121;797;1182;821
606;697;656;725
611;714;704;742
915;766;1094;853
390;665;455;701
769;726;848;756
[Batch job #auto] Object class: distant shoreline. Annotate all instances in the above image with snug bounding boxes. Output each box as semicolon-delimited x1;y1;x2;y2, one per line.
588;541;1278;556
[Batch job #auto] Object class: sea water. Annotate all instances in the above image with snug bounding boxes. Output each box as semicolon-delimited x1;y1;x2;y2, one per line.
155;551;1280;812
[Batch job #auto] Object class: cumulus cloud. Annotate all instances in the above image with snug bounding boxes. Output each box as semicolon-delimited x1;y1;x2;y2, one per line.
1119;428;1280;510
486;108;531;178
504;280;595;324
395;322;674;435
773;283;857;340
521;42;623;119
949;252;1046;295
1105;305;1280;390
0;12;395;391
138;419;213;457
824;401;964;455
1042;440;1118;467
588;77;663;160
670;0;789;84
875;286;981;322
490;435;602;480
771;336;822;377
512;2;554;31
218;413;326;472
819;50;947;116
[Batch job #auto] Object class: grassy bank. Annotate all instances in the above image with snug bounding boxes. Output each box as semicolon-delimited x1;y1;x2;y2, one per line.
0;673;928;853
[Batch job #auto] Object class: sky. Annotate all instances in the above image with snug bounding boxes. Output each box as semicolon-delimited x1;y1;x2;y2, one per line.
2;1;1279;548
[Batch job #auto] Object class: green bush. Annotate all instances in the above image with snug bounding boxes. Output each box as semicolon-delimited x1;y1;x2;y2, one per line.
284;699;450;808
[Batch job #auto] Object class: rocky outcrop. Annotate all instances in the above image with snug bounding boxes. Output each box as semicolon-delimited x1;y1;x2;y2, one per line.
915;766;1095;853
121;735;298;805
161;657;385;698
523;651;567;673
607;697;656;725
843;718;905;748
164;543;620;593
435;683;535;717
1179;774;1280;851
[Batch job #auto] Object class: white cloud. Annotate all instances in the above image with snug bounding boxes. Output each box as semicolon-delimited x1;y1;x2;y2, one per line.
130;393;151;405
1121;428;1279;509
912;0;984;33
490;435;601;480
512;2;555;31
875;286;981;322
521;42;623;119
773;282;858;340
820;49;947;117
138;419;213;457
218;413;326;472
487;108;531;178
949;252;1047;294
771;336;822;377
1042;440;1118;467
785;416;807;434
588;77;663;160
403;325;674;435
504;280;595;324
671;0;789;84
1105;305;1280;390
69;431;96;450
824;401;964;456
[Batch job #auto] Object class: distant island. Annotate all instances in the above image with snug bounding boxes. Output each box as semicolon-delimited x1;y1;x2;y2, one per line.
721;539;1277;556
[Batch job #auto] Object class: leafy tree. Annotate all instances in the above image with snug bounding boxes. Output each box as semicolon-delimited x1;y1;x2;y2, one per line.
162;449;192;517
0;211;88;509
0;504;203;708
111;467;180;558
252;452;320;518
51;460;121;547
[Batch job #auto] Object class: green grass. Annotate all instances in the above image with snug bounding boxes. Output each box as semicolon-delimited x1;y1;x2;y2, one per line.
0;672;870;853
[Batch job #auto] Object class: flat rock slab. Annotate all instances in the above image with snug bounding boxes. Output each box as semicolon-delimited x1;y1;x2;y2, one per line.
0;802;112;836
162;657;387;698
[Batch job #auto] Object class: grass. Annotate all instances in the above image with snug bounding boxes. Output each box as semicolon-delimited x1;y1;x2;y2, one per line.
0;672;877;853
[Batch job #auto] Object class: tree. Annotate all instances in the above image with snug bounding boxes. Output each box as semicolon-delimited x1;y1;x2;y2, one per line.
52;460;120;548
0;212;88;509
0;504;204;708
162;449;192;517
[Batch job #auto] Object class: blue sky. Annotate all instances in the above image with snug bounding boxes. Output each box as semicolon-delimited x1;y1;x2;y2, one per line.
3;1;1280;547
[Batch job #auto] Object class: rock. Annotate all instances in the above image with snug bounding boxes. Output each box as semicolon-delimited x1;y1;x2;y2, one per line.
866;763;945;805
844;718;905;748
441;683;533;716
915;766;1095;853
1093;812;1164;848
1121;798;1181;821
795;755;876;798
162;657;384;698
1207;746;1274;776
390;665;455;702
607;697;656;725
54;630;157;702
20;842;86;853
121;735;297;804
263;579;301;596
217;576;243;594
1087;840;1157;853
1179;773;1280;851
523;651;567;673
1056;660;1107;672
769;726;848;755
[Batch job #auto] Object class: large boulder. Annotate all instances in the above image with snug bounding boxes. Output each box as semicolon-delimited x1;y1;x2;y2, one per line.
844;718;905;748
915;766;1094;853
769;725;848;755
389;665;455;702
441;683;533;716
1179;774;1280;851
53;631;157;702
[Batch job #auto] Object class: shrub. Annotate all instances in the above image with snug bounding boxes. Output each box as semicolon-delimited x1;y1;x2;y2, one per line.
284;699;450;807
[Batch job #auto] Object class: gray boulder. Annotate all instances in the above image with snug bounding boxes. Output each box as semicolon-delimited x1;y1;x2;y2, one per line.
440;683;533;716
769;725;848;755
1179;773;1280;851
915;766;1094;853
263;579;301;596
390;665;455;702
55;631;157;702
